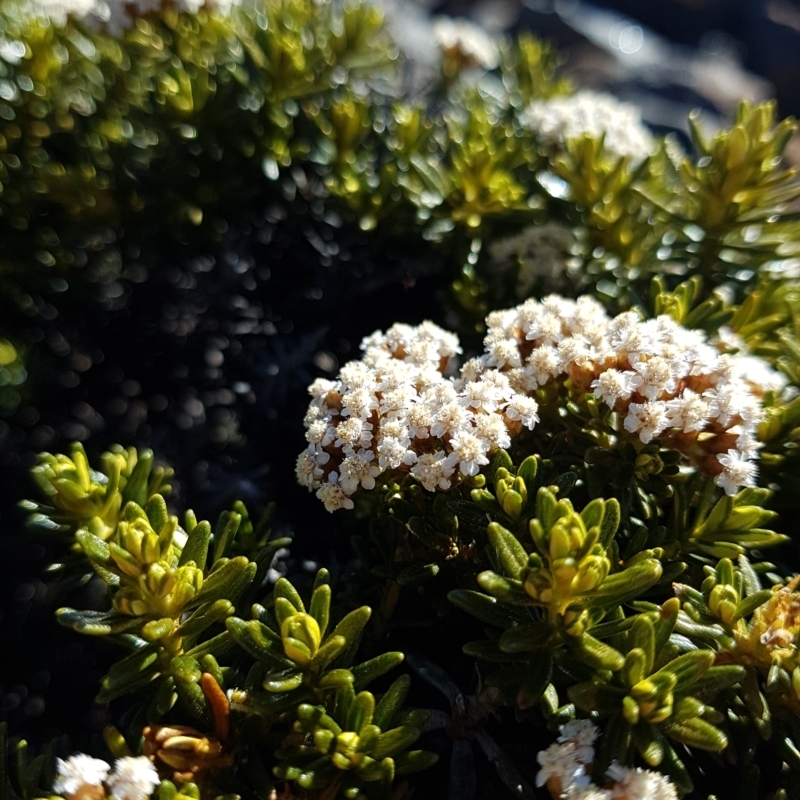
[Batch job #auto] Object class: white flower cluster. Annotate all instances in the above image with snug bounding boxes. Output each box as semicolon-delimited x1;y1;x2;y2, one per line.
54;754;160;800
488;221;582;297
298;296;774;511
483;295;771;495
520;90;655;165
23;0;240;35
535;721;677;800
432;17;499;70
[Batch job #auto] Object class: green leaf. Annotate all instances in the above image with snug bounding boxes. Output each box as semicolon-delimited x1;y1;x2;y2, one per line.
76;530;111;565
317;669;354;690
226;618;293;668
351;652;405;691
394;750;439;777
661;718;728;752
309;583;331;637
731;589;772;622
374;675;411;730
448;589;527;628
263;672;303;693
516;456;540;499
599;498;621;547
193;557;256;607
653;651;715;690
372;726;420;760
330;607;372;658
486;522;528;580
516;654;553;710
179;520;211;568
55;608;141;636
476;571;535;605
309;635;346;671
175;599;234;639
571;632;624;671
274;577;306;614
348;691;376;733
212;511;242;563
584;559;662;607
145;495;170;537
629;616;656;675
397;563;440;587
498;623;551;654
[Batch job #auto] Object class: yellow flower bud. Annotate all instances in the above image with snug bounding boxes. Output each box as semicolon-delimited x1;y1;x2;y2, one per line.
281;613;322;666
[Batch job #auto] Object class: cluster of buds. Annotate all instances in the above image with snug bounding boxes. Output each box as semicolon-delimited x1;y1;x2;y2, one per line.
298;296;778;511
744;578;800;672
675;557;800;703
103;496;203;620
535;721;678;800
520;90;655;165
143;724;233;785
568;602;734;764
53;755;160;800
274;678;436;794
474;478;660;638
26;444;171;542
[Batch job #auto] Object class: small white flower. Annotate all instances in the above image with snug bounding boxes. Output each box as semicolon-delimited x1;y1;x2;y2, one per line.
606;762;677;800
335;417;373;449
472;412;511;449
591;368;641;409
338;450;381;493
106;756;160;800
316;481;355;512
430;401;473;438
341;387;379;420
448;431;490;476
716;449;758;495
505;396;539;429
633;356;677;400
535;741;590;791
296;450;324;489
412;451;456;491
306;419;335;446
406;401;432;439
526;345;563;386
377;437;417;470
664;389;709;433
54;755;111;797
624;401;669;443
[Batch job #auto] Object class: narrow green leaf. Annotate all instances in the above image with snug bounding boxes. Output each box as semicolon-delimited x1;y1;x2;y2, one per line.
486;522;528;580
179;520;211;568
351;652;405;691
309;584;331;637
373;675;411;730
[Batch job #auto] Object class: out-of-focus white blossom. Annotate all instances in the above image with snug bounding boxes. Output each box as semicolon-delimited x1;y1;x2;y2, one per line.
520;90;655;165
22;0;241;35
54;755;111;797
432;17;499;70
298;296;776;510
106;756;160;800
535;723;677;800
488;222;583;297
606;762;678;800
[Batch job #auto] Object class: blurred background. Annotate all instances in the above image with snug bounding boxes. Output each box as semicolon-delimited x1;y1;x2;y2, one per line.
397;0;800;158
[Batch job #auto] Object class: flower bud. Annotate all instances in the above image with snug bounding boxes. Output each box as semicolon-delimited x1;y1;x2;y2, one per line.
281;613;322;666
